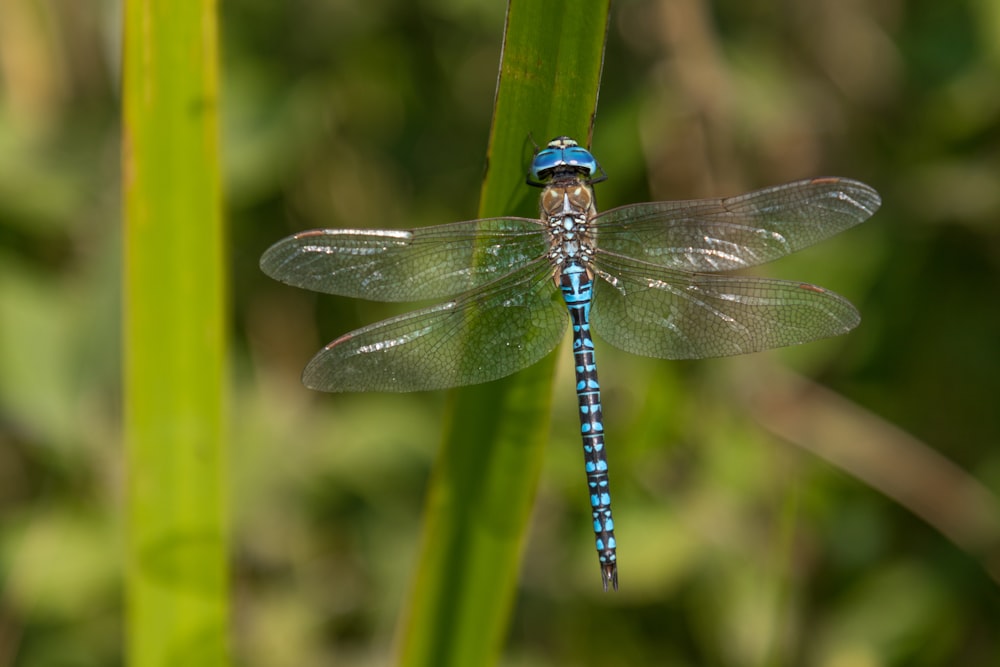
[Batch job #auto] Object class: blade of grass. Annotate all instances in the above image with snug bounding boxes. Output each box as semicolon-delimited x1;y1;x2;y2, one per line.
122;0;228;664
396;2;610;666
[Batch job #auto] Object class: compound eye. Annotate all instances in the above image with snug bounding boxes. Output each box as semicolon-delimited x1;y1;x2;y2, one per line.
529;147;563;182
562;146;598;177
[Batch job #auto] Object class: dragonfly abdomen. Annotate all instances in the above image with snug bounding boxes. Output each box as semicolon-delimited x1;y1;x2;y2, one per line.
559;260;618;591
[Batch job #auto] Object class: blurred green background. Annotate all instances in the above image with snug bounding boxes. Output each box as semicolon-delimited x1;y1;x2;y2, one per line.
2;0;1000;665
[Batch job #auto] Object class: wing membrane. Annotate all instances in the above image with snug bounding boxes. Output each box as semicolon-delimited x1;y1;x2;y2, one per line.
591;252;860;360
303;259;566;392
593;178;880;272
261;217;547;301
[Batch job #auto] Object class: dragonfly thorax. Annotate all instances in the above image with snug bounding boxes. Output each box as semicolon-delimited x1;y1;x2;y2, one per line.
542;183;597;269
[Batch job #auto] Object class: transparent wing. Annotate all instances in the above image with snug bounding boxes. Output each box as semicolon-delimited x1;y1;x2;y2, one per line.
591;252;860;360
303;260;567;392
593;177;880;272
261;217;548;302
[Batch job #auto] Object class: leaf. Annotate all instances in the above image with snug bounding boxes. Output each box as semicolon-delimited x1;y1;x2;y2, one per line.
395;2;611;666
122;0;229;664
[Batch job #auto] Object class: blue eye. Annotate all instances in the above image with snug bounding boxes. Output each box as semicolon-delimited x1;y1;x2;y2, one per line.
529;147;566;182
528;137;599;184
561;146;598;175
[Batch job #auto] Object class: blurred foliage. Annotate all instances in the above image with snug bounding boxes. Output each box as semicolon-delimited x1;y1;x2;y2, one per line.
1;0;999;665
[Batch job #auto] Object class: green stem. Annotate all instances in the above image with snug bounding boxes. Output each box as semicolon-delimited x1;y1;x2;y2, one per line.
122;0;228;664
395;2;610;665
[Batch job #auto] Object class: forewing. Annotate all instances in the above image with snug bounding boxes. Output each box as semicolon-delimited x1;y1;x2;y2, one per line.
303;260;567;392
261;217;547;301
593;178;880;272
591;252;860;360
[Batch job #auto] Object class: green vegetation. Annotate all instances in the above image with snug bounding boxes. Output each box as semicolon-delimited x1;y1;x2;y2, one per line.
1;0;999;665
122;0;227;665
395;4;609;666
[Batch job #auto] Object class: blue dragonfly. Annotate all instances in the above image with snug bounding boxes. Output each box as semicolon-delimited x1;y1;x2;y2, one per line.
260;137;881;591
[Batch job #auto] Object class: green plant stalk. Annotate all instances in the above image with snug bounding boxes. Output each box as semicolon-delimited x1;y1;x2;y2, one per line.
396;1;610;665
122;0;228;664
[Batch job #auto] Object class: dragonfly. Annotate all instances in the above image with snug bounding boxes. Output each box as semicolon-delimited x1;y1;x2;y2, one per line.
260;137;881;591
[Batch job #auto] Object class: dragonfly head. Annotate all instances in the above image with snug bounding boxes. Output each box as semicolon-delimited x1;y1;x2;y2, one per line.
527;136;607;187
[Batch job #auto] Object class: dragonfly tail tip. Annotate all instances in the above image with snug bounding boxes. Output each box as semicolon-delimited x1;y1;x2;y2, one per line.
601;563;619;592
